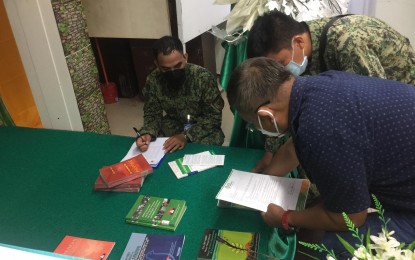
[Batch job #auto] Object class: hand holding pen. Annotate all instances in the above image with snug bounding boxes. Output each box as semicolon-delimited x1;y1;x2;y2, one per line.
133;127;151;152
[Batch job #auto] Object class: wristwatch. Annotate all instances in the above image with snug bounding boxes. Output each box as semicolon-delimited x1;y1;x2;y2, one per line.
281;210;296;232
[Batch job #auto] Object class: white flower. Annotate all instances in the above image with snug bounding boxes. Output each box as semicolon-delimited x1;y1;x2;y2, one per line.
370;230;400;254
326;256;336;260
402;249;415;259
353;245;373;259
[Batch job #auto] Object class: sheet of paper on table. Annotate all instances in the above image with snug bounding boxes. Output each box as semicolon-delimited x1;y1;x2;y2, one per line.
182;154;225;166
122;137;168;167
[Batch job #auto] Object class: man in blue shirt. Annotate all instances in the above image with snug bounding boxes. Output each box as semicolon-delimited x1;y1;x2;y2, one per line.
227;57;415;257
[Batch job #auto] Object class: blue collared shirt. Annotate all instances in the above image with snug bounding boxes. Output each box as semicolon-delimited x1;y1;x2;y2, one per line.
289;71;415;213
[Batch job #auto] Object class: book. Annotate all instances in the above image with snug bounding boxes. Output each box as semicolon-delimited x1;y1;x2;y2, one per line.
122;137;168;168
53;235;115;260
93;175;145;192
197;229;260;260
0;242;84;259
216;169;310;212
120;233;185;260
99;154;153;188
168;150;217;179
216;200;254;210
125;195;187;231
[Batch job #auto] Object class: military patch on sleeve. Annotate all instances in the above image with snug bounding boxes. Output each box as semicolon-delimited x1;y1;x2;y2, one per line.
211;95;225;113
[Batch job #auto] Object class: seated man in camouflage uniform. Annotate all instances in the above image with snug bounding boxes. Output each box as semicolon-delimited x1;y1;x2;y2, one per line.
136;36;225;153
246;10;415;179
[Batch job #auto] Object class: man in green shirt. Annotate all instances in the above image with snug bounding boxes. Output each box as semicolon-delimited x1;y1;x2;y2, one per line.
136;36;224;153
246;11;415;173
248;11;415;83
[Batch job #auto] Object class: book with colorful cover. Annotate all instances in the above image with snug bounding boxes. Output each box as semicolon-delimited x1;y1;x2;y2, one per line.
120;233;185;260
197;229;260;260
168;150;217;179
99;154;153;188
53;235;115;260
125;195;186;231
94;175;145;192
0;242;84;259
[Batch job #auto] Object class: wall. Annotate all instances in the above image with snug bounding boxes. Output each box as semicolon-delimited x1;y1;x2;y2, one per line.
81;0;171;39
374;0;415;47
0;0;41;127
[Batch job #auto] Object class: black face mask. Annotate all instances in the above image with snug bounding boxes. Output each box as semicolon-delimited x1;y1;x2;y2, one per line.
163;68;186;90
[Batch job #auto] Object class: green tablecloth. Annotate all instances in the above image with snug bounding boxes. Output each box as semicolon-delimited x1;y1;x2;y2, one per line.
0;126;288;259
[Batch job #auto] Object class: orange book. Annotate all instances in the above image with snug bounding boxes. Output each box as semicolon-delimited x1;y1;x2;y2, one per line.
94;175;145;192
99;154;153;188
54;235;115;259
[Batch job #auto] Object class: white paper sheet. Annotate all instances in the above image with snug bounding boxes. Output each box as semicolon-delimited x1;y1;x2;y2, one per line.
122;137;168;167
216;169;304;212
182;154;225;166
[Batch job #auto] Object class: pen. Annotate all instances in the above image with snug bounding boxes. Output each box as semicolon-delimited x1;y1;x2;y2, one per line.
188;171;199;176
133;127;144;142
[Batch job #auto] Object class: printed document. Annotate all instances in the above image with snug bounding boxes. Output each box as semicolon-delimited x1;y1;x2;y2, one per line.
216;169;309;212
182;154;225;166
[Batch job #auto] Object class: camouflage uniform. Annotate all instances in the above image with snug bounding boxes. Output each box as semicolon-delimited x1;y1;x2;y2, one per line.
305;15;415;85
266;15;415;206
138;63;225;145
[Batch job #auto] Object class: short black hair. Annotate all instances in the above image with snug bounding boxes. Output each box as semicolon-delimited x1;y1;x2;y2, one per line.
152;36;183;59
227;57;292;114
247;11;306;58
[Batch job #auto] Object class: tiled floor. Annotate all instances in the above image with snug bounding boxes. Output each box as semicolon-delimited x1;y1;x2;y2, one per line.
104;91;234;146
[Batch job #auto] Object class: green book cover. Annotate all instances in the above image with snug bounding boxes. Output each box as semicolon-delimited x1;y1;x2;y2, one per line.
197;229;260;260
126;195;186;231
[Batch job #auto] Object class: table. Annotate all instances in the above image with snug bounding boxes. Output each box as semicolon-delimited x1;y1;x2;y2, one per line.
0;126;274;259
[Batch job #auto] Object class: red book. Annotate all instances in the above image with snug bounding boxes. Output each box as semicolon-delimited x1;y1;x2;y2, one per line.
94;175;145;192
99;154;153;188
54;235;115;259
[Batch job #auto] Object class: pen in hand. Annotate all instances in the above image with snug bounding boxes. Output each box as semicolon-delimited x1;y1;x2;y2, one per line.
133;127;144;142
133;127;149;145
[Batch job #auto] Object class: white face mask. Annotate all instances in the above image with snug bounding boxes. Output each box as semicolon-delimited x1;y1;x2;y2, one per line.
285;40;308;76
257;109;285;137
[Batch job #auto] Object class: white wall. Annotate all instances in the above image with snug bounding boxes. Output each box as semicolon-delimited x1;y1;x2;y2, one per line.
374;0;415;47
81;0;171;39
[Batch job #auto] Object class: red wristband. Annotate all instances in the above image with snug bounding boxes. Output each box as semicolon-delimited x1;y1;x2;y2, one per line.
281;210;293;231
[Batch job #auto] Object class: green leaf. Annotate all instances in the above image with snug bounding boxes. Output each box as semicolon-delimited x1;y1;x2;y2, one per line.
336;234;355;255
407;241;415;251
298;251;320;260
365;228;374;257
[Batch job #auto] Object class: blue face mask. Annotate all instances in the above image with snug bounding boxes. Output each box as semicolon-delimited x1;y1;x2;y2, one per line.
285;42;308;76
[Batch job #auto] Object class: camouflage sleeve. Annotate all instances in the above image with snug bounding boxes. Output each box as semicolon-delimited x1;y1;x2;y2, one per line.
264;135;287;153
330;35;386;79
187;74;224;145
138;76;163;139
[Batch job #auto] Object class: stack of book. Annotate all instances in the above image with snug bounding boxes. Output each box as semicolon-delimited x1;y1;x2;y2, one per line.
125;195;187;231
94;154;153;192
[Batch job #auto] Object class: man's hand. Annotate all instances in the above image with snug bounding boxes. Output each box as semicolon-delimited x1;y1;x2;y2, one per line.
252;151;274;173
163;134;186;153
136;134;152;152
261;203;285;228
